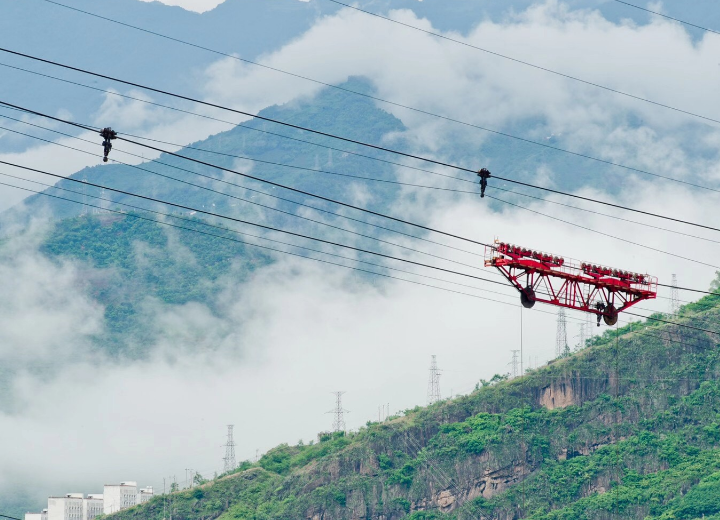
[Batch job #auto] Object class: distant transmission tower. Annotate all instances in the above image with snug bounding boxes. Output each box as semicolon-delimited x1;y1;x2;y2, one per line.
556;308;569;357
510;350;520;378
222;425;236;474
576;323;587;351
327;392;348;432
427;355;442;404
670;274;680;317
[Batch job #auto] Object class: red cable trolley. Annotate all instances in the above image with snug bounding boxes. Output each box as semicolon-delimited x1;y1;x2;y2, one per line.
485;239;657;326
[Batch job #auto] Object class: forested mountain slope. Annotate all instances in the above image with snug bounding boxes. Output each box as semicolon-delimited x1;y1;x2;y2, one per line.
110;289;720;519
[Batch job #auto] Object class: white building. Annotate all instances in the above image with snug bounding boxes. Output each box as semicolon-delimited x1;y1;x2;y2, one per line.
24;509;48;520
48;494;84;520
138;487;154;504
103;482;138;515
84;495;103;520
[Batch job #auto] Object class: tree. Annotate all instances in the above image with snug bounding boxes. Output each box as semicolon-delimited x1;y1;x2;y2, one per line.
711;271;720;293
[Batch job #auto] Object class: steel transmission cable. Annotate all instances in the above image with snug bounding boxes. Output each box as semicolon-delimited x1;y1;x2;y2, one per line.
4;97;714;252
7;61;719;209
3;121;697;308
1;67;718;236
7;164;717;335
0;114;715;300
104;127;720;247
29;1;720;195
0;178;517;305
0;123;488;274
0;101;494;249
0;62;474;186
5;97;720;240
484;194;720;269
612;0;720;36
0;170;517;299
325;0;720;129
6;121;715;282
0;177;711;348
0;159;507;285
8;113;713;285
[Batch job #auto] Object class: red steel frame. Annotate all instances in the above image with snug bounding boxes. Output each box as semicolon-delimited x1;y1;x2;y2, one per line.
485;240;657;318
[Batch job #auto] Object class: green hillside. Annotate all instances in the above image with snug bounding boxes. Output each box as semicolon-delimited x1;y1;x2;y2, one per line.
109;287;720;520
35;212;271;356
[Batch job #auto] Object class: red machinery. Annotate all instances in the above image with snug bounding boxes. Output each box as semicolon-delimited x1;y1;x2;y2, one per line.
485;240;657;326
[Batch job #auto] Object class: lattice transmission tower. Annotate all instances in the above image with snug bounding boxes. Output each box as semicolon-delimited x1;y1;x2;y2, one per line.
670;274;680;317
327;391;348;432
223;425;236;474
510;350;520;379
427;355;442;404
556;308;569;357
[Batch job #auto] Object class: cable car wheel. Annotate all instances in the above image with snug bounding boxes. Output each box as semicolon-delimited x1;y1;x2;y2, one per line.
520;285;536;309
603;304;618;326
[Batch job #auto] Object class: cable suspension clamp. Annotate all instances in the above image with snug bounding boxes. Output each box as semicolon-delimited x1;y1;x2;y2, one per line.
99;127;118;163
477;168;491;198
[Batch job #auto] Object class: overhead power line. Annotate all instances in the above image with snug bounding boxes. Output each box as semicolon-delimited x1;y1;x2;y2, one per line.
0;159;504;286
0;120;488;274
0;100;493;248
0;176;521;305
4;165;715;336
4;103;715;251
3;104;716;300
326;0;720;128
5;114;715;278
0;169;515;298
30;1;720;196
2;96;719;237
4;60;718;199
5;173;715;345
612;0;720;36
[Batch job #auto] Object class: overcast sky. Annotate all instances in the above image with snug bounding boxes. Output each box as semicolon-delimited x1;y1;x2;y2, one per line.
2;0;720;508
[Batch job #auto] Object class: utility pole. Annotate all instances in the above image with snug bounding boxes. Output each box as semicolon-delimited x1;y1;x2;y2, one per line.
327;391;348;432
223;424;237;474
427;355;442;404
556;308;569;357
670;274;680;317
510;350;520;378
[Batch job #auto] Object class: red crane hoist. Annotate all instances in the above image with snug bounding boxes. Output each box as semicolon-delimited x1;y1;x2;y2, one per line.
485;240;657;326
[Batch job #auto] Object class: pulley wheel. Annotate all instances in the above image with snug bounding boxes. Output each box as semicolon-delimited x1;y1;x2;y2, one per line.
520;286;536;309
603;304;618;326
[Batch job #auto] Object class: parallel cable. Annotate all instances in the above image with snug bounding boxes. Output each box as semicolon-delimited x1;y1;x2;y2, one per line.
0;61;471;186
0;121;486;272
1;73;718;233
0;178;516;304
0;170;516;299
2;113;696;305
657;282;720;297
326;0;720;128
4;162;707;333
101;127;720;247
30;1;720;195
0;99;493;248
485;193;720;269
0;159;503;284
5;108;718;298
612;0;720;36
7;96;712;250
